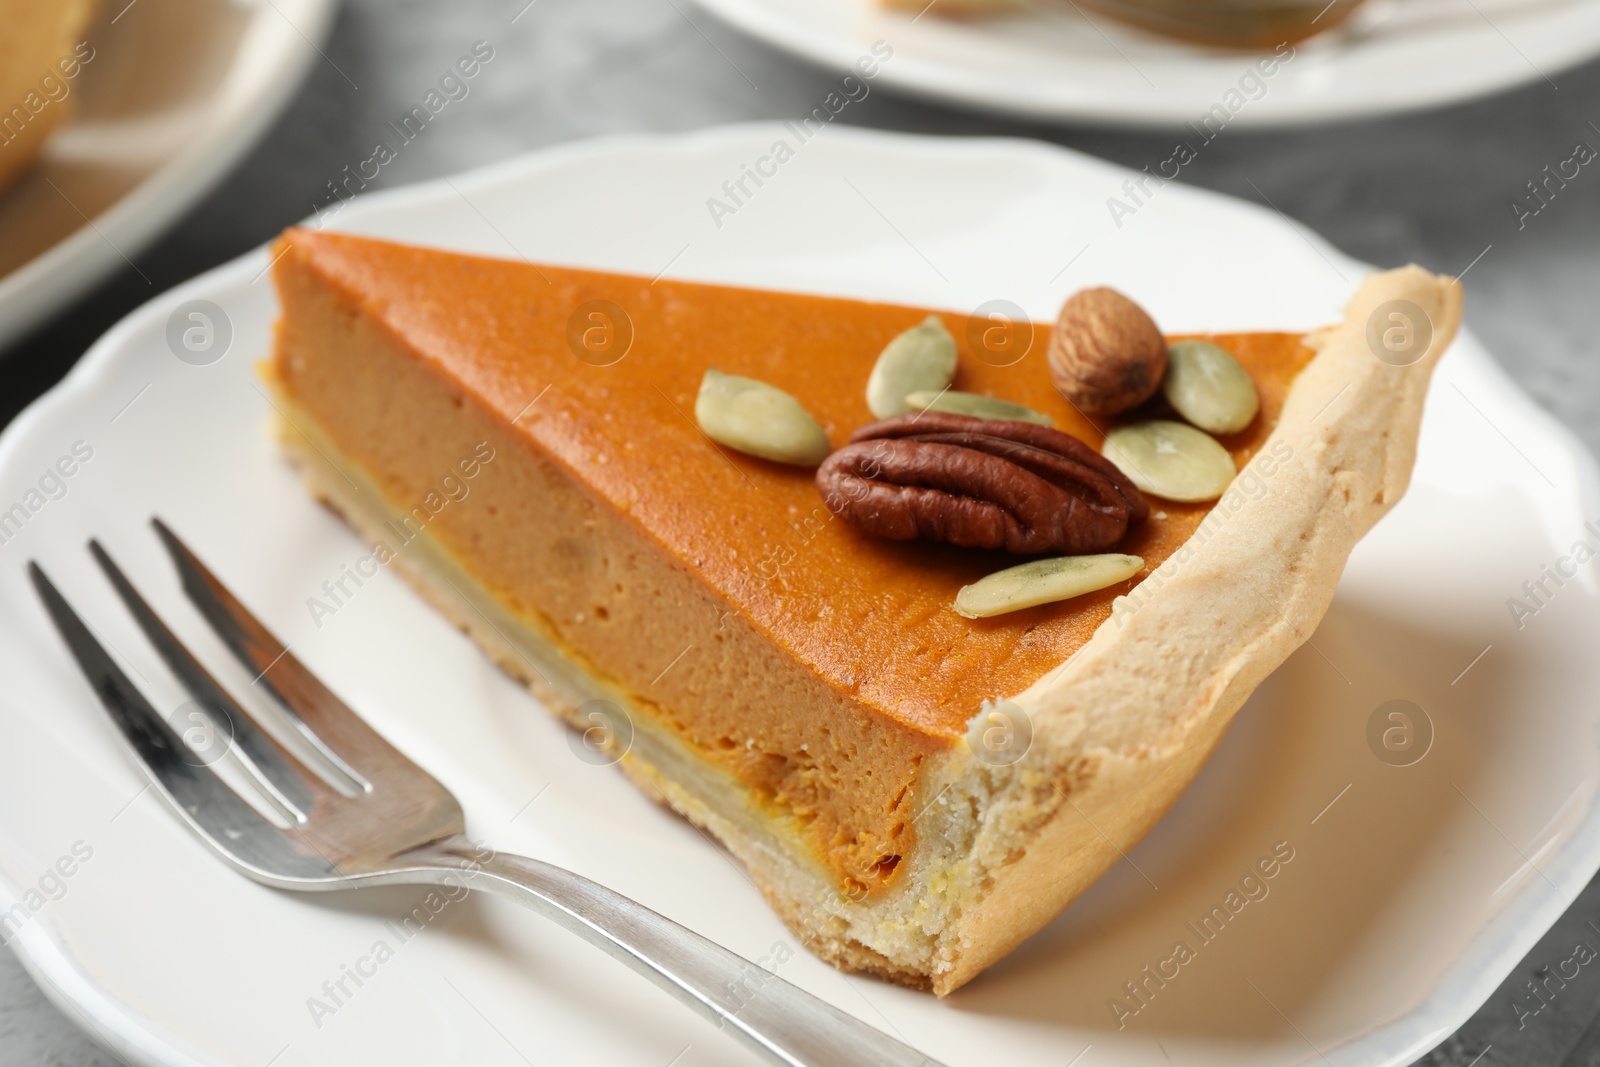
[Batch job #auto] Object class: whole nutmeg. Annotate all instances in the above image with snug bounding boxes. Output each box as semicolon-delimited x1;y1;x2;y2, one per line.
1049;287;1167;417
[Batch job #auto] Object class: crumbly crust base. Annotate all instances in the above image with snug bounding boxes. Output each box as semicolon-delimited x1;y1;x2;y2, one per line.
271;264;1460;996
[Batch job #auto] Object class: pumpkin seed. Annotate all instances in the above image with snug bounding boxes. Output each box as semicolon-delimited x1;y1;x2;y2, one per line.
695;368;830;466
1163;340;1260;434
954;553;1145;619
1102;420;1235;502
904;389;1053;426
866;316;958;418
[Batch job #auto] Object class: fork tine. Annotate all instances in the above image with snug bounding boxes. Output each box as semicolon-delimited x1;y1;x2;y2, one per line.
87;539;339;820
151;517;430;792
27;562;335;883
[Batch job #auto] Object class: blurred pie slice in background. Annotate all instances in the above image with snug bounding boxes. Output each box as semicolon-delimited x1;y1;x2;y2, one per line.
880;0;1367;47
0;1;100;195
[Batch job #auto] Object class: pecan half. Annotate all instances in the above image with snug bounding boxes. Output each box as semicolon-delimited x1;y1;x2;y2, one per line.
816;411;1148;555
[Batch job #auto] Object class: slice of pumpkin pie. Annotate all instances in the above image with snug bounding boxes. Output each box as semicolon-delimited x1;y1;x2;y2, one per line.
266;227;1460;994
0;1;99;194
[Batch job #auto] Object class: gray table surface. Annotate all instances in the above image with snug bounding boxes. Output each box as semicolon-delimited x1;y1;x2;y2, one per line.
2;0;1598;1063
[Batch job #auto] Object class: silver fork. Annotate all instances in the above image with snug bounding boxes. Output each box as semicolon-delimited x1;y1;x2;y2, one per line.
29;519;942;1067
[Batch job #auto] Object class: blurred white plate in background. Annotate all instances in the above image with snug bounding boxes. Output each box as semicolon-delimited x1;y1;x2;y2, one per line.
689;0;1600;126
0;0;336;352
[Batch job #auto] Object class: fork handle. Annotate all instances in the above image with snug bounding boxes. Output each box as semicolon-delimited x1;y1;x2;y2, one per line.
407;836;942;1067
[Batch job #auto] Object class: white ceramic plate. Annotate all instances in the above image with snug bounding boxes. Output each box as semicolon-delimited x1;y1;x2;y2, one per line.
2;126;1599;1067
689;0;1600;126
0;0;336;351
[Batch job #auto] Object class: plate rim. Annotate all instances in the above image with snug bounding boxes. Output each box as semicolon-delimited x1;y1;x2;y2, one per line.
2;124;1599;1067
